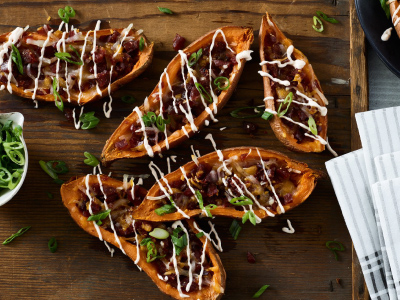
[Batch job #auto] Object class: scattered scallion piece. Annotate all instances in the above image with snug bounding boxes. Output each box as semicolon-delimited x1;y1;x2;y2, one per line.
121;95;136;104
188;48;203;67
58;5;76;23
229;220;242;240
252;285;270;298
48;237;58;253
261;111;274;121
79;112;99;130
87;209;111;225
2;226;31;245
171;227;188;256
379;0;391;19
195;82;213;103
316;11;339;24
83;152;99;167
142;112;170;131
326;241;345;261
139;37;145;51
52;78;64;112
140;238;165;262
196;232;204;238
39;160;58;180
155;204;176;216
242;210;257;226
229;195;253;206
214;76;230;91
158;6;173;14
11;44;23;74
55;45;83;65
46;160;69;174
149;228;170;239
312;16;324;33
230;106;264;119
277;92;293;117
195;190;216;217
308;116;318;135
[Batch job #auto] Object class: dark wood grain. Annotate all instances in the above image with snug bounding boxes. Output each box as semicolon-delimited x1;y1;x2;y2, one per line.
0;1;352;299
350;0;370;299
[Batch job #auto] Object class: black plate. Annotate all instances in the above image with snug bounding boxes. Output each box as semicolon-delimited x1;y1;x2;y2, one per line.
356;0;400;78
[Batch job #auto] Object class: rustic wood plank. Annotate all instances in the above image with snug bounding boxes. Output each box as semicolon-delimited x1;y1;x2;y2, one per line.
350;0;370;299
0;1;352;299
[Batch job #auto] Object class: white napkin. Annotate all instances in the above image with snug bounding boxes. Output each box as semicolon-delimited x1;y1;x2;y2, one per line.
374;151;400;181
371;178;400;298
326;150;390;300
356;107;400;299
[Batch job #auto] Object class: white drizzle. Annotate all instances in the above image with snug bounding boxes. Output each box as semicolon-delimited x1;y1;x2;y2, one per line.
258;70;290;86
192;221;223;252
84;175;103;241
198;238;207;290
282;219;295;234
205;133;232;175
32;29;53;99
132;220;142;271
260;45;305;70
393;4;400;26
77;30;92;104
236;50;253;69
91;20;102;96
381;27;393;41
103;65;113;118
72;106;84;129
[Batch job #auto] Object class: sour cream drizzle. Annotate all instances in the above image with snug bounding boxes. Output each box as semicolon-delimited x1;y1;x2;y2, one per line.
171;221;190;298
258;70;290;86
77;30;92;104
282;219;295;234
260;45;306;69
193;221;223;252
103;65;113;118
73;106;84;129
198;238;207;290
132;220;142;271
180;166;207;216
91;20;102;96
84;174;103;241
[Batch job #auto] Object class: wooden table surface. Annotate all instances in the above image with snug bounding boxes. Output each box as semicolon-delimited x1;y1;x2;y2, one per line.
0;1;353;299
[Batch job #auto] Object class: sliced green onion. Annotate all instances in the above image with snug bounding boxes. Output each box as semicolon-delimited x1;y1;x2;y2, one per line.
58;5;76;23
7;171;21;190
46;160;69;174
155;204;176;216
316;11;339;24
3;142;23;150
158;6;173;14
83;152;99;167
140;237;152;246
277;92;293;117
195;82;213;103
308;116;318;135
40;160;58;179
142;111;157;127
171;227;188;256
54;179;64;185
195;190;216;217
0;167;12;183
48;237;58;253
1;120;12;132
139;37;144;51
214;76;230;91
121;95;136;104
80;112;99;130
188;48;203;67
326;241;345;261
229;220;242;240
230;106;264;119
11;44;23;75
55;47;83;66
2;226;31;245
149;228;170;239
196;232;204;238
12;125;22;138
87;209;111;224
242;211;257;226
312;16;324;33
252;285;270;298
229;195;253;206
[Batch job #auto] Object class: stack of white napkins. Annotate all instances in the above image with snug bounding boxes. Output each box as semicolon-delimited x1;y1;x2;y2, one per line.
326;106;400;300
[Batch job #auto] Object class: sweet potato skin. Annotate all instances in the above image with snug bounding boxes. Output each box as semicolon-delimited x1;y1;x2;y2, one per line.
101;26;254;165
60;175;225;300
259;12;327;153
132;147;321;222
0;28;154;105
390;2;400;39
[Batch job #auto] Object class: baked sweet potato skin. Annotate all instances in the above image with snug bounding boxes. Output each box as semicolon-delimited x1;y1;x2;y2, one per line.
132;147;321;222
0;28;154;105
60;175;225;300
101;26;254;165
259;12;327;153
390;2;400;39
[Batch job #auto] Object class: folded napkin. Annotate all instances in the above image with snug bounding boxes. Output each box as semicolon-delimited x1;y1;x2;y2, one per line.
374;151;400;181
371;179;400;298
356;107;400;298
326;150;390;300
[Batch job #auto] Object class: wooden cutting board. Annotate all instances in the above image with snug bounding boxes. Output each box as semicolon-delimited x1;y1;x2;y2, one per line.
0;0;354;299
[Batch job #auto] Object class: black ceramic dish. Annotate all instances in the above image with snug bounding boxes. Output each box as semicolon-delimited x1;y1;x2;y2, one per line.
356;0;400;78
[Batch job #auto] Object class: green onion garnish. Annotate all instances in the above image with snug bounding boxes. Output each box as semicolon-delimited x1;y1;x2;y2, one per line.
379;0;391;19
55;45;83;65
214;76;230;91
277;92;293;117
121;95;136;104
155;204;176;216
54;178;64;185
195;190;216;217
229;220;242;240
230;106;264;119
326;241;345;261
46;160;69;174
48;237;58;253
87;209;111;225
2;226;31;245
52;78;64;112
158;6;173;14
188;48;203;67
149;228;170;239
39;160;58;180
242;210;257;226
229;195;253;206
142;112;170;131
261;111;274;121
79;112;99;130
195;82;213;103
140;238;165;262
171;227;188;256
316;11;339;24
308;116;318;135
58;5;76;23
252;285;270;298
11;44;23;75
196;232;204;238
83;152;99;167
312;16;324;33
139;37;144;51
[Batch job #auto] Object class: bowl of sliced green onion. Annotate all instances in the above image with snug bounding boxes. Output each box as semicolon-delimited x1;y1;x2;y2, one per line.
0;112;28;206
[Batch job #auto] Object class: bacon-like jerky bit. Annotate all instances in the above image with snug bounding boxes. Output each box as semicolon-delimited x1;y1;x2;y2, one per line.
172;33;186;51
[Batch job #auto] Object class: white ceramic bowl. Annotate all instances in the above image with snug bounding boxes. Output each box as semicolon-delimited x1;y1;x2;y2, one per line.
0;112;28;206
